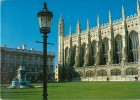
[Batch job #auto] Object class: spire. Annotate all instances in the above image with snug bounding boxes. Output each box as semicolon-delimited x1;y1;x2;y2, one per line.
97;15;100;28
76;20;81;35
59;14;63;22
58;14;64;27
137;0;140;17
58;14;64;69
87;19;90;31
69;26;72;50
77;20;80;28
69;26;72;37
87;19;90;39
58;14;64;36
109;10;112;25
122;5;125;20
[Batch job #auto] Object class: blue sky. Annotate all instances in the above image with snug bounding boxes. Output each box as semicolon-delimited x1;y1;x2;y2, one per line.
1;0;139;66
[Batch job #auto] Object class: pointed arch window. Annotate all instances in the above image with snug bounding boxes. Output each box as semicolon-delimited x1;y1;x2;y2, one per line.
115;35;122;64
93;42;96;55
72;45;77;66
102;38;109;64
65;47;69;65
129;31;139;62
82;43;86;66
92;40;96;65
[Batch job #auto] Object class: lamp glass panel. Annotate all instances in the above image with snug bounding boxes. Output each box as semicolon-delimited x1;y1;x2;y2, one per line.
41;16;47;28
38;16;42;28
38;15;52;28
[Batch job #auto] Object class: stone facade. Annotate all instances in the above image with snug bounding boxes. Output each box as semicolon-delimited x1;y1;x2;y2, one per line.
58;0;140;81
0;44;55;83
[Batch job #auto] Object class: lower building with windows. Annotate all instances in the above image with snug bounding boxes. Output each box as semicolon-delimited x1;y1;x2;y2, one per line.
58;1;140;81
0;44;55;83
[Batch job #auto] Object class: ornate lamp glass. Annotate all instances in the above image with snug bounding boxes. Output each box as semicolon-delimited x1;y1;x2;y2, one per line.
37;2;53;34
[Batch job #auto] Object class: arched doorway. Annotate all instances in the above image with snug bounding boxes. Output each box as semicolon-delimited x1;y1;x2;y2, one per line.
86;70;94;81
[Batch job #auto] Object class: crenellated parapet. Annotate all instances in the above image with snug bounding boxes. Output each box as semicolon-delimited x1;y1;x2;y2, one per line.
126;14;138;21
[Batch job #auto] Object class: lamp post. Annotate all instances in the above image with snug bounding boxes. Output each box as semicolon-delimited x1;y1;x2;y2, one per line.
37;2;53;100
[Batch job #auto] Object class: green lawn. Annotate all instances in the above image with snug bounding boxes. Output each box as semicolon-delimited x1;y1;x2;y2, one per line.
1;81;140;100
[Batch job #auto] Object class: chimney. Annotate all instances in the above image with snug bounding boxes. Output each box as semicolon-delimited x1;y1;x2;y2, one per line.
22;44;26;49
17;46;21;49
30;48;34;51
2;44;6;48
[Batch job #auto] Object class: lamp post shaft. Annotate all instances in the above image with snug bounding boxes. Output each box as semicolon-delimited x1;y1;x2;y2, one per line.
43;33;48;100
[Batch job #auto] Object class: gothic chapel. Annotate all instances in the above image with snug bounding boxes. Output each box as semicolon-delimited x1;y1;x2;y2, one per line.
58;0;140;81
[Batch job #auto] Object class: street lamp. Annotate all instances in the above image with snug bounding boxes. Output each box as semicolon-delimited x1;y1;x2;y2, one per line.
37;2;53;100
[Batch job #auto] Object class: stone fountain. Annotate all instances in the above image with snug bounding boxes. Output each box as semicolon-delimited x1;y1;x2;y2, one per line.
8;61;33;88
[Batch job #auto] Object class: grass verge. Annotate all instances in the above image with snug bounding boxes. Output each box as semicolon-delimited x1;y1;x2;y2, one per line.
1;81;140;100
